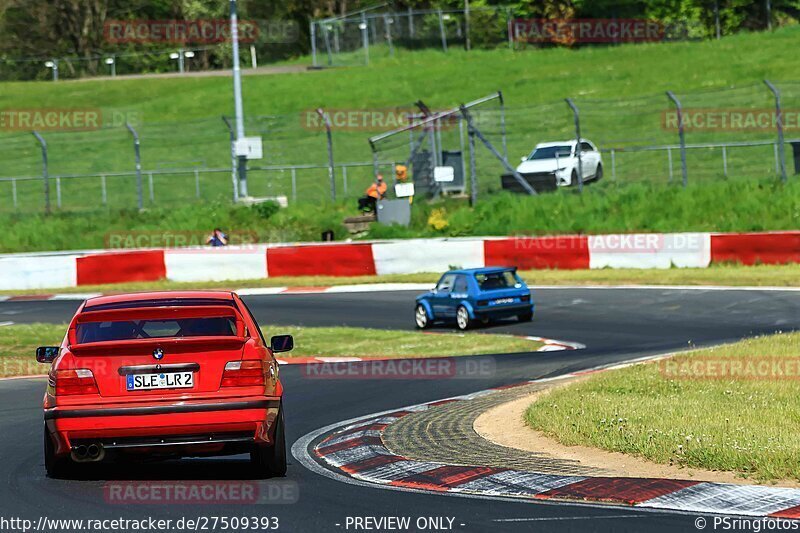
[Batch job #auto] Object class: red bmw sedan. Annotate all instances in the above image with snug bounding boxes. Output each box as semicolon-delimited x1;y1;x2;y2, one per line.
37;291;291;478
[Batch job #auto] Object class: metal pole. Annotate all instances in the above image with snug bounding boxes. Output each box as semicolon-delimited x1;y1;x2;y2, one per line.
774;143;780;174
291;168;297;203
764;80;787;182
51;59;59;81
666;91;688;187
56;177;62;208
460;105;536;195
125;123;144;209
507;8;514;49
194;169;201;198
384;15;394;57
222;116;239;202
468;127;477;205
250;45;257;69
667;147;674;182
310;22;318;67
611;149;617;181
361;13;370;65
316;108;336;201
408;7;414;37
148;172;154;202
32;131;50;213
178;48;184;73
438;10;448;52
458;116;467;189
101;175;107;205
565;98;584;193
322;24;334;66
230;0;248;197
342;166;348;197
766;0;772;30
714;1;721;39
464;0;471;51
722;146;728;177
11;178;17;208
499;90;508;161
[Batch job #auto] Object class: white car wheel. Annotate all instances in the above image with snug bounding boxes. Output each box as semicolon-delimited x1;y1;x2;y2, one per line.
415;305;430;329
456;306;471;331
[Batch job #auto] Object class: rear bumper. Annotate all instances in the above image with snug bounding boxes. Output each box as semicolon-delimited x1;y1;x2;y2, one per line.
45;396;280;457
473;303;534;319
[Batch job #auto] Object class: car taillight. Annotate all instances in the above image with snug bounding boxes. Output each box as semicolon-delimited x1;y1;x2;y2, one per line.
521;294;531;302
50;369;99;396
221;360;266;387
477;300;488;306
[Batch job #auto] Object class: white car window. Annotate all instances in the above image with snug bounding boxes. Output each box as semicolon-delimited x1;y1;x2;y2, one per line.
436;274;457;292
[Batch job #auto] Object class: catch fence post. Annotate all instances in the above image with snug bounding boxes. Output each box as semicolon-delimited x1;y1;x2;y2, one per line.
565;98;584;193
666;91;688;187
125;122;144;209
764;80;787;182
437;10;448;52
31;131;50;213
222;116;240;203
316;108;336;201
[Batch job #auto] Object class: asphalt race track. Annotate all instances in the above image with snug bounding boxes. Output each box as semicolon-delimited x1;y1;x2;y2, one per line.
1;287;798;532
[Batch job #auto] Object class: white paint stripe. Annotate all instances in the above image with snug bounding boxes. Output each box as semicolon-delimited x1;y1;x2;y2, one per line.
0;321;14;326
589;233;711;269
235;287;289;296
529;285;800;292
0;255;78;291
50;293;103;300
165;248;267;282
322;283;434;293
372;239;485;275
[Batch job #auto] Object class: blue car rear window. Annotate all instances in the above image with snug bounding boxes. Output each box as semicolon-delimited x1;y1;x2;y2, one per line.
474;271;520;291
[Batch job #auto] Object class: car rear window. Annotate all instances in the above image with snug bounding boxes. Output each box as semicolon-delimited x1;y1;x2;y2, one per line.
76;317;237;343
474;271;520;291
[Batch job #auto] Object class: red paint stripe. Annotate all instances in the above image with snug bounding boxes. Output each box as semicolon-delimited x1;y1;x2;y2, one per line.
390;465;502;491
317;435;384;455
769;505;800;519
7;294;55;301
76;250;166;285
538;477;700;505
267;244;376;277
711;232;800;265
340;454;405;474
484;236;589;270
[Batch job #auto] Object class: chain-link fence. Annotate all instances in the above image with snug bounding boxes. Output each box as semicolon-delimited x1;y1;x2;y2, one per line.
2;81;797;213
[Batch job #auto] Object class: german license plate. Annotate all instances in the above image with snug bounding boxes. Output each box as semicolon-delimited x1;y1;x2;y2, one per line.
126;372;194;391
493;297;516;305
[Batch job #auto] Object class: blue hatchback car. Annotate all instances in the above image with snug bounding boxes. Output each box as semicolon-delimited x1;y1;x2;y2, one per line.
414;267;534;330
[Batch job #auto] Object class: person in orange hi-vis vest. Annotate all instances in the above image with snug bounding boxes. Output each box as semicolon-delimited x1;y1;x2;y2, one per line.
358;174;387;212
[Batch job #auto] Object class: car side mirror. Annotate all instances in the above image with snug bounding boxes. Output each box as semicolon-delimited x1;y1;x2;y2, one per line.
270;335;294;353
520;156;526;162
36;346;59;363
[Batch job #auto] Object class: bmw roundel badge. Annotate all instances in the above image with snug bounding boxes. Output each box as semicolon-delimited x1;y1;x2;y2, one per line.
152;348;164;361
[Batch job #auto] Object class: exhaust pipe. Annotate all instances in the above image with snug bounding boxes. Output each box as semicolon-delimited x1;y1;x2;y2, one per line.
71;443;104;462
87;444;101;459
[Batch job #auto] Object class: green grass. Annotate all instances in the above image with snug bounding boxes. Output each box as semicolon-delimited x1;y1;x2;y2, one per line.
3;263;800;296
525;332;800;482
1;177;797;253
0;323;541;378
1;27;799;213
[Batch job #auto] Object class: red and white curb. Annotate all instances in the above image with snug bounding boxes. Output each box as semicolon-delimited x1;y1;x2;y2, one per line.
294;359;800;519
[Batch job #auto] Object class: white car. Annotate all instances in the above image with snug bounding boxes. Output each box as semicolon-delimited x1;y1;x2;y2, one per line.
516;139;603;187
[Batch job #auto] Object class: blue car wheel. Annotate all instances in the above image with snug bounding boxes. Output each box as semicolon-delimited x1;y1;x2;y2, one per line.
415;304;431;329
456;305;472;331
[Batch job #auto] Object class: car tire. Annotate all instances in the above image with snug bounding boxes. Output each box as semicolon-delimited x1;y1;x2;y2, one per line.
44;425;70;479
594;163;603;181
570;169;578;186
251;405;287;478
414;304;431;329
518;311;533;323
455;305;472;331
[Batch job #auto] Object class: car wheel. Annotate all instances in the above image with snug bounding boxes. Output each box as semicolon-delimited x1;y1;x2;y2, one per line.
518;311;533;323
570;169;578;186
455;306;472;331
44;425;70;479
251;405;287;478
414;304;430;329
594;163;603;181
